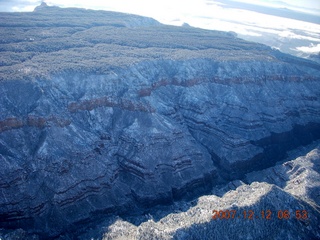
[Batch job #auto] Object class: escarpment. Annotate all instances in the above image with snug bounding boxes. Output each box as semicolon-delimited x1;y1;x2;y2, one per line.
0;4;320;238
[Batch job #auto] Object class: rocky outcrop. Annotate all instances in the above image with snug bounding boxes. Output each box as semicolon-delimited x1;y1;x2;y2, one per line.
0;4;320;239
245;142;320;207
98;143;320;240
102;181;320;240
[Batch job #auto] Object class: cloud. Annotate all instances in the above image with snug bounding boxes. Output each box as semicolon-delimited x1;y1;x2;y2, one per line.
0;0;41;12
279;30;320;42
296;43;320;54
1;0;319;58
230;0;320;14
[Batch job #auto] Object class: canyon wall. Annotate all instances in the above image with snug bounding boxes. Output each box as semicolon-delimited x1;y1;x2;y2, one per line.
0;4;320;238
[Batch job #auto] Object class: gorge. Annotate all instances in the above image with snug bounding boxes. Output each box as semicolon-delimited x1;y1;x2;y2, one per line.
0;3;320;239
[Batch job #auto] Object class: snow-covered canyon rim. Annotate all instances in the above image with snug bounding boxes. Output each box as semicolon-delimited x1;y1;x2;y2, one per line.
0;4;320;239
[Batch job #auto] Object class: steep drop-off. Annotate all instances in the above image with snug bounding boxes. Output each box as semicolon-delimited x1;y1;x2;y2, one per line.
0;4;320;238
99;142;320;240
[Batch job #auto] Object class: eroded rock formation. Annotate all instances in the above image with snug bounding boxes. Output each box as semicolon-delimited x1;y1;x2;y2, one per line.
89;143;320;240
0;4;320;239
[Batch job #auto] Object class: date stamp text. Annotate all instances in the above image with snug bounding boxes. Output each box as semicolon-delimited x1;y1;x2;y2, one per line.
212;209;308;220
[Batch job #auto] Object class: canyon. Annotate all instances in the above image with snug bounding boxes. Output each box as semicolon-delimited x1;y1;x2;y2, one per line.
0;3;320;239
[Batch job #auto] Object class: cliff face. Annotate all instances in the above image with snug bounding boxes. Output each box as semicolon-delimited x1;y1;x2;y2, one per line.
0;4;320;238
99;142;320;240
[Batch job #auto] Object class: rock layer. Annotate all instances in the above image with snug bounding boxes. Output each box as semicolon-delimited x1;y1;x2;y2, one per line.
0;4;320;238
98;143;320;240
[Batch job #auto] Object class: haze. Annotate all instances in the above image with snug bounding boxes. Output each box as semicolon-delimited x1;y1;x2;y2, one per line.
0;0;319;56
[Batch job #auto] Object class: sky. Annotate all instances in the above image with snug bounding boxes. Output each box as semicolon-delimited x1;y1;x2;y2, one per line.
0;0;319;55
233;0;320;11
1;0;319;16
